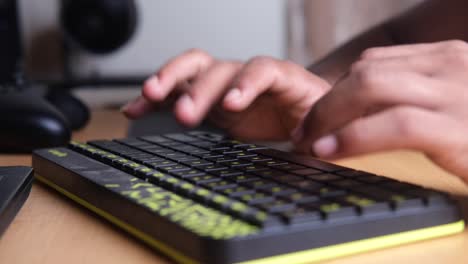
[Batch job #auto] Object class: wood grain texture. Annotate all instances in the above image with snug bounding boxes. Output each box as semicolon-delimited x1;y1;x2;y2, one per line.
1;110;468;264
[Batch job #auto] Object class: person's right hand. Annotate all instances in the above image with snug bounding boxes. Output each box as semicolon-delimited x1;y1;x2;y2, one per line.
122;49;331;141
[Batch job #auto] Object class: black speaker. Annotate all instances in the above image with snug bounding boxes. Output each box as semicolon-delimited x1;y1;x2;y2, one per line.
0;0;22;82
61;0;138;54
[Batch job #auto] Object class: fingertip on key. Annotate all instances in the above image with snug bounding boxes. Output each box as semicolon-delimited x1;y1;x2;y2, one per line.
143;76;164;100
175;94;200;127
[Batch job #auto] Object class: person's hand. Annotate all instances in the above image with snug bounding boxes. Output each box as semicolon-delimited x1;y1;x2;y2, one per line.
293;40;468;182
122;49;330;140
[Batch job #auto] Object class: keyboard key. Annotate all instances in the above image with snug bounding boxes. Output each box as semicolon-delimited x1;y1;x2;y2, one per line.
146;171;172;184
158;164;191;173
254;170;286;178
318;187;347;198
330;179;364;189
225;174;260;183
156;141;185;148
279;192;319;204
211;169;243;177
140;135;171;143
220;160;253;168
292;168;323;176
201;180;237;191
335;170;369;178
234;144;268;151
247;156;273;163
380;181;416;191
239;192;275;205
188;131;225;142
257;160;288;167
187;174;220;184
241;165;268;173
220;186;255;197
355;186;424;210
172;169;206;178
209;194;233;209
164;133;199;142
273;163;307;171
405;189;448;205
221;149;243;155
305;173;343;182
336;194;390;214
260;185;296;196
243;179;277;190
256;199;295;213
243;210;283;228
389;194;424;209
233;151;258;159
190;141;217;149
147;160;177;168
165;153;198;162
211;157;238;163
209;144;232;151
182;159;214;167
202;153;224;160
306;201;357;220
273;174;304;184
289;180;324;192
194;164;228;172
279;207;322;224
134;166;156;179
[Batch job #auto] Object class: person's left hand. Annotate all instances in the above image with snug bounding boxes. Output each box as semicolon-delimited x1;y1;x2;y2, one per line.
293;40;468;183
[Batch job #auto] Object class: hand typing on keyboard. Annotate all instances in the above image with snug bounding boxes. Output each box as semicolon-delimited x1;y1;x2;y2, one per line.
121;49;330;141
121;43;468;184
293;41;468;183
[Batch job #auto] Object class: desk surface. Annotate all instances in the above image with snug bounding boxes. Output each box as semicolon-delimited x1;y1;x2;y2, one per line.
1;110;468;264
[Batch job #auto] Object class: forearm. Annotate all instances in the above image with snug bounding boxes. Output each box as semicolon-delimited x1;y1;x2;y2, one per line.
307;25;397;85
307;0;468;85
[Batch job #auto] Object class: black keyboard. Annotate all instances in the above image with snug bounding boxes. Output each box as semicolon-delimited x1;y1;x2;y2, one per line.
32;131;464;264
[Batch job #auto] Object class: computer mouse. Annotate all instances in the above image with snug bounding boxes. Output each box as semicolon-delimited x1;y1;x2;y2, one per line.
0;92;71;153
45;90;90;130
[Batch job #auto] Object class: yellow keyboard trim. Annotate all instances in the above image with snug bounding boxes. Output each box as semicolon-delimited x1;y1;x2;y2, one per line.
240;220;464;264
36;174;464;264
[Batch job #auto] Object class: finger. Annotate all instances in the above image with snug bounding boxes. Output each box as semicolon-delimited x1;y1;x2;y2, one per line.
223;57;329;112
360;40;467;60
296;61;439;148
309;107;468;182
142;49;214;101
121;96;155;119
310;106;442;157
121;85;190;119
174;62;242;126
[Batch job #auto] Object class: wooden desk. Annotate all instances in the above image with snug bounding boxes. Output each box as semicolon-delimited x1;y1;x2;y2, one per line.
1;110;468;264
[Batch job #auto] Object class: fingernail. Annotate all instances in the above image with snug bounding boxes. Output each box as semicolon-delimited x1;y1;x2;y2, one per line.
144;76;162;99
291;127;304;143
178;94;194;113
313;135;338;158
120;98;138;113
146;76;159;88
225;88;242;103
